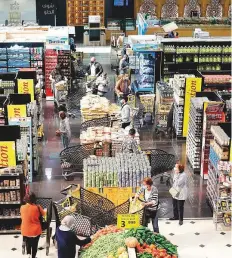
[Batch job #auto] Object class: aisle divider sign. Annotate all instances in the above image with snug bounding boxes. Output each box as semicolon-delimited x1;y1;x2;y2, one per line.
183;77;202;137
0;141;16;167
18;79;34;101
117;214;140;229
7;105;27;119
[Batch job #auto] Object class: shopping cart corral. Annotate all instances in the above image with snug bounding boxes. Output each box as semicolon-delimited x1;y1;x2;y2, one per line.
22;197;53;256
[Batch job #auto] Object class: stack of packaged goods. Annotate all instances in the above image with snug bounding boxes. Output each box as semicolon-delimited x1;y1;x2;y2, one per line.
83;153;151;188
186;97;209;171
207;125;231;229
81;95;120;121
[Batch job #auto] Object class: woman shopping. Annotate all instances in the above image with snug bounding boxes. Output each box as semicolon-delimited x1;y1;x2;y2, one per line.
56;215;91;258
134;177;160;233
56;111;71;149
21;192;46;258
169;163;188;225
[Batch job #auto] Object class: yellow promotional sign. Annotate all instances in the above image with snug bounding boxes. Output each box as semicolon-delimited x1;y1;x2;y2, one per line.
183;77;202;137
103;187;119;205
7;105;27;119
18;79;34;101
117;214;140;229
0;141;16;168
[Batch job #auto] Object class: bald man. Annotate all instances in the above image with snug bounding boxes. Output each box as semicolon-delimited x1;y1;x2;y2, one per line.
86;57;103;77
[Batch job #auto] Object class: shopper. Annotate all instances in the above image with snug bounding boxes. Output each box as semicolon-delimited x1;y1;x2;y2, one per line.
115;74;131;99
119;54;129;74
86;57;103;77
169;163;188;225
56;215;91;258
120;96;131;129
57;111;71;149
21;192;46;258
134;177;160;233
121;128;140;154
96;72;110;97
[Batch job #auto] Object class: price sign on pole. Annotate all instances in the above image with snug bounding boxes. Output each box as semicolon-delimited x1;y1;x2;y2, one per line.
7;105;27;119
117;214;140;229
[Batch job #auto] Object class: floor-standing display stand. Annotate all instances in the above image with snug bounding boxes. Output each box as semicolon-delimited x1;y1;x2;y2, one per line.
207;123;231;230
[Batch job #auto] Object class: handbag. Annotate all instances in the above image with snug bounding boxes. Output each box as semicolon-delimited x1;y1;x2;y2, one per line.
169;187;180;198
37;206;48;231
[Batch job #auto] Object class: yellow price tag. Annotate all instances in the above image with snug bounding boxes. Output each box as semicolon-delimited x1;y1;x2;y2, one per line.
117;214;140;229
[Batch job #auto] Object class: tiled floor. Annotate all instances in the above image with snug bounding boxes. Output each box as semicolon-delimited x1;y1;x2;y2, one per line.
0;220;231;258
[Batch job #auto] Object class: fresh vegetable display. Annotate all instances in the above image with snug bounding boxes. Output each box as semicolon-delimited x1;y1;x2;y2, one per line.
80;232;127;258
125;226;178;257
81;225;178;258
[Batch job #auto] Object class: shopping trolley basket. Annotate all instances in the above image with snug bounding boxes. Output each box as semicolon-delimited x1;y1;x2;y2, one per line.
22;197;52;256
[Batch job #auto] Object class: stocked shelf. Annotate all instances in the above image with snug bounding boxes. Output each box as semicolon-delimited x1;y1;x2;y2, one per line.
207;124;231;230
163;41;231;82
67;0;105;26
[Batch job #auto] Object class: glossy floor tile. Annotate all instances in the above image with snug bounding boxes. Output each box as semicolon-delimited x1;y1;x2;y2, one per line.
0;220;230;258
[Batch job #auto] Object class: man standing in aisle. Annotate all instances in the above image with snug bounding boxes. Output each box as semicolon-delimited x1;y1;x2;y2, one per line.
86;57;103;77
120;96;131;129
121;128;140;154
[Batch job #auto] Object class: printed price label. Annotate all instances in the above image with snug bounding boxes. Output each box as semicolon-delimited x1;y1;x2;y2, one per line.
117;214;140;229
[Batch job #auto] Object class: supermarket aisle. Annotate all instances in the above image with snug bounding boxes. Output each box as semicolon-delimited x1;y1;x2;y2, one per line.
31;51;212;218
0;220;231;258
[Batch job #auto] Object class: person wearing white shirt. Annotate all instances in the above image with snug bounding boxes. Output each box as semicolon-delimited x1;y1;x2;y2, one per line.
120;96;131;129
86;57;103;77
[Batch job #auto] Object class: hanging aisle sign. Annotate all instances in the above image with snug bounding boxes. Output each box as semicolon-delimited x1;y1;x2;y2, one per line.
183;77;202;137
18;79;34;101
0;141;16;168
7;105;27;119
117;214;140;229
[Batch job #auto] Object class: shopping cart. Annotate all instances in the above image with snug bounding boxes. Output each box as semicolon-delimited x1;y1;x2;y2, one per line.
22;197;53;256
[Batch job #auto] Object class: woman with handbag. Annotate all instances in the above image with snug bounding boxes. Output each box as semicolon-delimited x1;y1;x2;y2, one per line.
21;192;46;258
134;177;160;233
169;163;188;225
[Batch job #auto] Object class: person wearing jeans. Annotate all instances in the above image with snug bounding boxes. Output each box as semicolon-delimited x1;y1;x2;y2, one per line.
134;177;160;233
21;192;46;258
57;111;71;149
169;163;188;225
119;96;131;129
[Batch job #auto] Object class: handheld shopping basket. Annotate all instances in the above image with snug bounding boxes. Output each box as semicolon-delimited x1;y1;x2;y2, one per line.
22;197;52;256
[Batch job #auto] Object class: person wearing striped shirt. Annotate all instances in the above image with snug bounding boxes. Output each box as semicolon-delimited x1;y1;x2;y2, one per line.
134;177;160;233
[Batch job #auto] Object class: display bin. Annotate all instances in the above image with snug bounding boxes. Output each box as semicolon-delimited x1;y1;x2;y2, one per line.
60;144;93;179
144;149;176;177
22;197;53;256
53;197;99;237
80;116;111;131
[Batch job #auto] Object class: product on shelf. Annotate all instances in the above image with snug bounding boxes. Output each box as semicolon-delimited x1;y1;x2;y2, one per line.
200;102;225;179
186;97;209;170
203;75;232;84
67;0;105;26
207;124;231;229
83;153;151;188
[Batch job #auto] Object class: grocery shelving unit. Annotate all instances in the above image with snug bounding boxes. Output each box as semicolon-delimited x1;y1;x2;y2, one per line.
186;97;209;172
0;43;44;74
66;0;105;26
0;170;24;234
154;81;173;133
162;38;231;82
168;71;202;138
207;123;231;230
200;95;225;179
